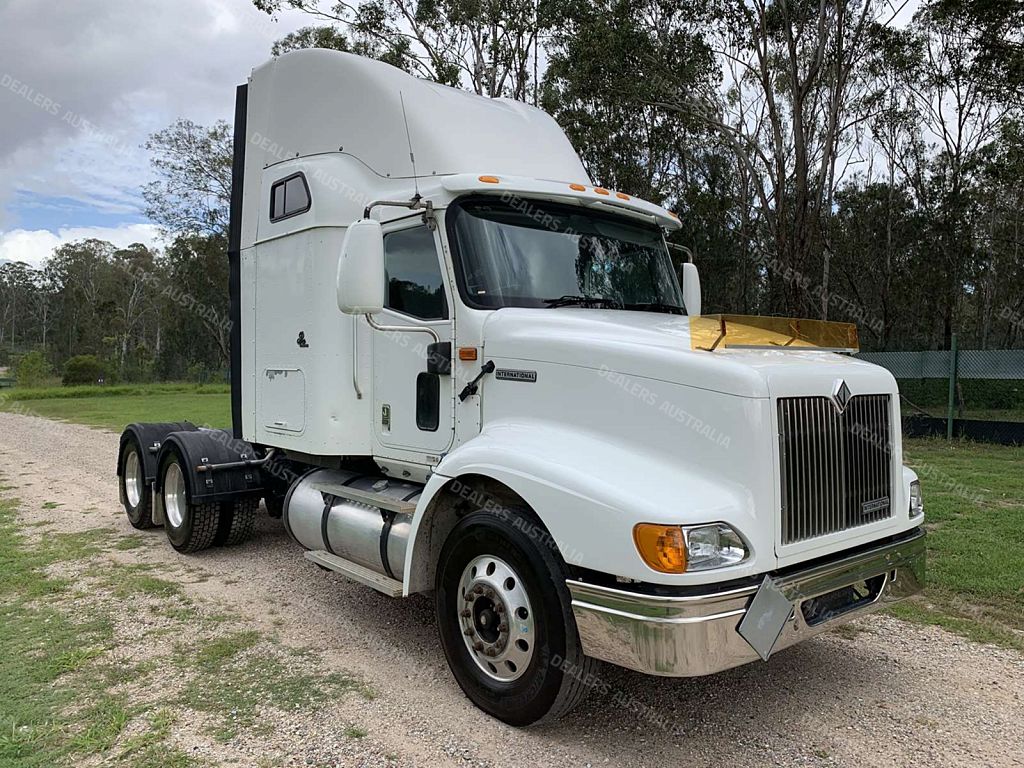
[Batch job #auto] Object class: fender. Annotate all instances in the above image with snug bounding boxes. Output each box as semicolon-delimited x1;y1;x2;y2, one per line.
405;419;774;590
154;428;264;505
117;421;198;487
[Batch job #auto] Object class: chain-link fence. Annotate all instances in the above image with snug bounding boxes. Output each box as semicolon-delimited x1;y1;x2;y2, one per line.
857;339;1024;445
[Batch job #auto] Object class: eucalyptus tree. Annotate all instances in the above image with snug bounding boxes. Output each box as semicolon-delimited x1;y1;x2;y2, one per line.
142;119;234;237
254;0;551;102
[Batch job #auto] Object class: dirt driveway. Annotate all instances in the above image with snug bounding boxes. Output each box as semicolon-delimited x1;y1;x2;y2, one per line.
2;411;1022;768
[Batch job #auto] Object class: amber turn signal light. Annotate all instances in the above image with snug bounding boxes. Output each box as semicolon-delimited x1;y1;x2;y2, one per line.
458;347;478;361
479;175;500;184
633;523;687;574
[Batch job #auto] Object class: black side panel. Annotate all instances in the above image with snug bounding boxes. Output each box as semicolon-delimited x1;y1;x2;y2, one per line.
228;83;248;440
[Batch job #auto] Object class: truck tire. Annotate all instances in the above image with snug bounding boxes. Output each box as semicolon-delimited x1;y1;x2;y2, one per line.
160;452;219;554
215;497;259;546
120;440;154;529
435;506;595;726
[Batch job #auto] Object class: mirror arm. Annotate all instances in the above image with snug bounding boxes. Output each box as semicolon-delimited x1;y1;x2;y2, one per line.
364;313;440;344
363;195;433;220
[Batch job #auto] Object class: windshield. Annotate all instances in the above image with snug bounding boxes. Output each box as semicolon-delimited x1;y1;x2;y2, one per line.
448;198;684;312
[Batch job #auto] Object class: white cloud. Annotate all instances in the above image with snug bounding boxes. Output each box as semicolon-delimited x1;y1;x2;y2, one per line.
0;224;164;269
0;0;309;228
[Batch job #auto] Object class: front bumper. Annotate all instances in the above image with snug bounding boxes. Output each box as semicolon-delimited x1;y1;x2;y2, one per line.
568;528;926;677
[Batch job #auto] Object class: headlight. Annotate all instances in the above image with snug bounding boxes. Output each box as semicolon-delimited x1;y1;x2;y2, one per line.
633;522;749;573
909;480;924;518
683;524;749;571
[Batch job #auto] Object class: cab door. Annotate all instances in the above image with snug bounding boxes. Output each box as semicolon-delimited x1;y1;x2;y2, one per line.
372;219;454;454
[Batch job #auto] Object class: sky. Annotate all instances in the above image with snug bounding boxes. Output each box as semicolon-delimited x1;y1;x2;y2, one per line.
0;0;309;268
0;0;925;271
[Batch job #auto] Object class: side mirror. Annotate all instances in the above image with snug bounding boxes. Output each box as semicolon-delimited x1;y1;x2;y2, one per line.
681;262;701;317
337;219;385;314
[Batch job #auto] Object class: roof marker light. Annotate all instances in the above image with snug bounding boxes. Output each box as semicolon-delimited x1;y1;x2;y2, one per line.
594;187;610;195
569;183;586;191
479;175;500;184
616;192;630;200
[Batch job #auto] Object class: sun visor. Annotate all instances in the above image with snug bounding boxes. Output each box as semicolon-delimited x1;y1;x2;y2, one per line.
690;315;859;353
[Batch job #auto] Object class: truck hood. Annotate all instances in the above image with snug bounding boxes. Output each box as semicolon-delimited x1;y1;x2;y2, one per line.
480;308;896;399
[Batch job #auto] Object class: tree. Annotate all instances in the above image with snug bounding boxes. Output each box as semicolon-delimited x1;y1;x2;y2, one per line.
254;0;551;101
273;24;353;56
0;261;38;353
15;350;52;388
928;0;1024;98
881;7;1010;348
142;119;233;237
155;235;232;377
63;354;106;386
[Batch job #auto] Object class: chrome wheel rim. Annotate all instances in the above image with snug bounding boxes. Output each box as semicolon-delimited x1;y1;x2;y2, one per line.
164;462;186;529
458;555;535;682
124;450;143;508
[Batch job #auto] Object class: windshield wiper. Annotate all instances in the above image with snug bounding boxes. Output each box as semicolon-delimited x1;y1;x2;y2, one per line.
544;295;624;309
622;301;685;315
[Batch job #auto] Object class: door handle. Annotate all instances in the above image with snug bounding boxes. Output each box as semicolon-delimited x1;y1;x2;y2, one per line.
458;361;495;402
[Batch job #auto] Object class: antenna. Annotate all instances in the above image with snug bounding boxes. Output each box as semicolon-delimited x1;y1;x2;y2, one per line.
399;91;419;197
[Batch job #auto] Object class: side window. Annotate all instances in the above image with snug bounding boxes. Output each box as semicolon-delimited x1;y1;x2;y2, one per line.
384;226;448;320
269;173;311;222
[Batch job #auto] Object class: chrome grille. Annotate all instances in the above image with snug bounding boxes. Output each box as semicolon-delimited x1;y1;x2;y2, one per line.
778;394;893;545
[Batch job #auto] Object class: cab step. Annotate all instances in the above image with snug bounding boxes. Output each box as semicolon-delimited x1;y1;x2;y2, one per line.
304;550;404;597
307;479;419;514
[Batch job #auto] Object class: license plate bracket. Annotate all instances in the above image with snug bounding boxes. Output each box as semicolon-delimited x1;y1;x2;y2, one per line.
737;575;796;661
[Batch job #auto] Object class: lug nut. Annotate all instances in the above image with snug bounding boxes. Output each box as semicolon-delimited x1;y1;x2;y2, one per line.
494;604;505;614
498;622;508;632
463;628;475;636
460;609;471;618
473;641;484;651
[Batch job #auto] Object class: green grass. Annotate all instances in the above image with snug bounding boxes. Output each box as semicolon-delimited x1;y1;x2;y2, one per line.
0;496;149;768
176;632;370;742
899;438;1024;650
0;382;231;431
1;382;229;401
0;496;200;767
0;392;230;431
0;489;367;764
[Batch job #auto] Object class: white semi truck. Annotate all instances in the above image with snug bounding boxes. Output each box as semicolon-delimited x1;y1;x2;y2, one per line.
117;49;926;725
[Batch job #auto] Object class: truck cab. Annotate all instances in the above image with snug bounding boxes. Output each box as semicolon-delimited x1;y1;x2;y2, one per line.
117;49;925;726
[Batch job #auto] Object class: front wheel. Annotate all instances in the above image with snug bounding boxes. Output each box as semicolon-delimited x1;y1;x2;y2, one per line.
435;507;594;726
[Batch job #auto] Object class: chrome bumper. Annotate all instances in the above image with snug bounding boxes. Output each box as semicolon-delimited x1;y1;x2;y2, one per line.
568;528;926;677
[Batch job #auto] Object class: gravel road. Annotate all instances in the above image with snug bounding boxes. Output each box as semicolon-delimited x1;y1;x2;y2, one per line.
2;411;1022;768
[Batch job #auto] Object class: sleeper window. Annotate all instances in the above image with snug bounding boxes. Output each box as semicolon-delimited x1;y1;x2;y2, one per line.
269;173;311;221
384;226;448;320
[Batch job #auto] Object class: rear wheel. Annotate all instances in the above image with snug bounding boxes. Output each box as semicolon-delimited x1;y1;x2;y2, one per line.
215;497;259;546
161;453;219;553
435;507;594;726
121;442;154;529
